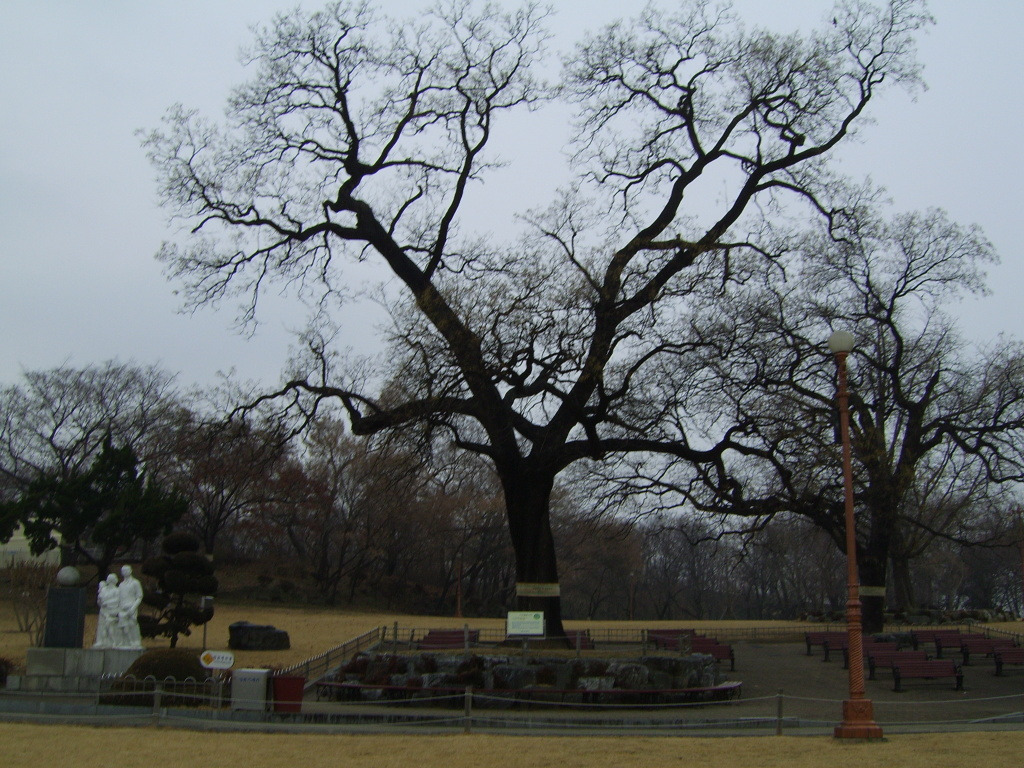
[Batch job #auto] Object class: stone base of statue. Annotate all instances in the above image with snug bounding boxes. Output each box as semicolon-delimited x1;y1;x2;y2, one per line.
42;587;86;649
11;647;145;692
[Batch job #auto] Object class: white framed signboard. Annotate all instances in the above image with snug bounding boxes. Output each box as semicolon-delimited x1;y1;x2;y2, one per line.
506;611;545;636
200;650;235;670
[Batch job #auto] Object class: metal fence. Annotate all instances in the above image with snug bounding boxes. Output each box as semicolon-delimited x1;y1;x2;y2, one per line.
376;623;824;650
4;622;1024;735
373;622;1024;650
276;626;383;686
3;681;1024;735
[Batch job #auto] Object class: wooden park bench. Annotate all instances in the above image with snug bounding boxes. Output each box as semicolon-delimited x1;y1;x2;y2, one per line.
993;648;1024;676
646;630;734;670
804;631;846;657
935;632;987;660
957;636;1018;666
690;636;736;671
648;628;696;651
821;633;862;664
818;633;890;664
911;629;971;657
563;629;595;650
891;658;963;692
842;641;899;670
867;649;929;680
417;628;480;650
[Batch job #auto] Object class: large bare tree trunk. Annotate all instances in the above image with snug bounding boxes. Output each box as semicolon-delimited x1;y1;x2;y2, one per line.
857;496;898;634
890;556;916;614
858;555;887;635
502;470;566;638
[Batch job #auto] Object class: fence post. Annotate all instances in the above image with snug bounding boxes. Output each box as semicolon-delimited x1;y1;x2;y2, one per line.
464;623;470;652
152;685;163;726
393;621;399;654
464;686;473;733
775;689;784;735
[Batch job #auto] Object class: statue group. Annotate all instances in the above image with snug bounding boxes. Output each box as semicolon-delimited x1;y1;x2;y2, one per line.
93;565;144;650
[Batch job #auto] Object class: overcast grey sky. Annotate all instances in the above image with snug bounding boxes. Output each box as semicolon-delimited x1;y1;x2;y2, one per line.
1;0;1021;391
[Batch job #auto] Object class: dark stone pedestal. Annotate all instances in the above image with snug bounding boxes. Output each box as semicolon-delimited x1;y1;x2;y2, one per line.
43;587;86;648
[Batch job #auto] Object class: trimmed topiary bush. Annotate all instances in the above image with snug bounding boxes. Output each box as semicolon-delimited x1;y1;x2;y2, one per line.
0;656;16;688
161;531;202;555
139;531;218;647
125;648;206;681
102;648;214;708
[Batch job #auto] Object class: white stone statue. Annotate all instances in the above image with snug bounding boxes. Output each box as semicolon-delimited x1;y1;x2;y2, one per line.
117;564;145;650
92;573;120;648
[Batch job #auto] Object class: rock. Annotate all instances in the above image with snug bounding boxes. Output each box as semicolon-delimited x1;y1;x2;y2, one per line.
420;672;456;688
578;676;615;691
56;566;81;586
364;659;392;684
492;663;537;690
608;662;650;690
227;621;290;650
649;670;673;690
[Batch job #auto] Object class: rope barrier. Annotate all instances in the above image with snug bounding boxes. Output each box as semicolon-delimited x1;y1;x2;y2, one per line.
8;625;1024;736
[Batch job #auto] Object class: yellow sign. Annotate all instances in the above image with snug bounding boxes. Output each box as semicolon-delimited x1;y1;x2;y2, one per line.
515;582;561;597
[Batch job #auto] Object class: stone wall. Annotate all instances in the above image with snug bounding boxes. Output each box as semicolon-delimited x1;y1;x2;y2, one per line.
327;651;730;704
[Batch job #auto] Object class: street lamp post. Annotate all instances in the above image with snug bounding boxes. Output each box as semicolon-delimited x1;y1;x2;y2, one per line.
828;330;883;740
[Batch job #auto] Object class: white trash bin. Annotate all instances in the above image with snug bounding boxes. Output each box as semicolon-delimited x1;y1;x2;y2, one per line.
231;668;270;711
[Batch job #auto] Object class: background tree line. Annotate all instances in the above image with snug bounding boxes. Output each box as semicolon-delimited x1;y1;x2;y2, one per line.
2;359;1021;620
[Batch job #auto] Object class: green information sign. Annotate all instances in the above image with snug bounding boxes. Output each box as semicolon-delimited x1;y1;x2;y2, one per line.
507;611;545;636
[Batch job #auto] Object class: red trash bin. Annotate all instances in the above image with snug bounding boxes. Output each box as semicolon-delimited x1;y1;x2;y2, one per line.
271;675;305;713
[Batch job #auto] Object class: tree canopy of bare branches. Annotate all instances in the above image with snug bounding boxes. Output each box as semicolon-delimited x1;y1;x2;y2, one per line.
616;203;1024;631
144;0;933;633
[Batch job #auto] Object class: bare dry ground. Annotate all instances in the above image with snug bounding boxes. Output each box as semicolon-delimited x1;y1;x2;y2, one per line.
4;599;1024;766
3;724;1024;768
0;597;817;669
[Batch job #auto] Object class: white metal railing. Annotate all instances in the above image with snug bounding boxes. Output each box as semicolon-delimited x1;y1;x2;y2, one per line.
276;625;383;685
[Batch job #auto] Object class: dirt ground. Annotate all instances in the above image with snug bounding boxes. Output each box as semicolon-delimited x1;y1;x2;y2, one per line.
707;637;1024;725
0;598;812;669
3;724;1024;768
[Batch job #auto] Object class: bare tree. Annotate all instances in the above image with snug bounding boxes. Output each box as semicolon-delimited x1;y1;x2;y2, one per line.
0;361;182;561
555;509;642;620
0;361;180;485
260;418;428;604
144;0;931;633
631;206;1024;631
162;409;291;555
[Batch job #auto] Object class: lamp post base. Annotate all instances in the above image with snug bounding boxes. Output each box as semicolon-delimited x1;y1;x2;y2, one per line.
834;699;884;739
